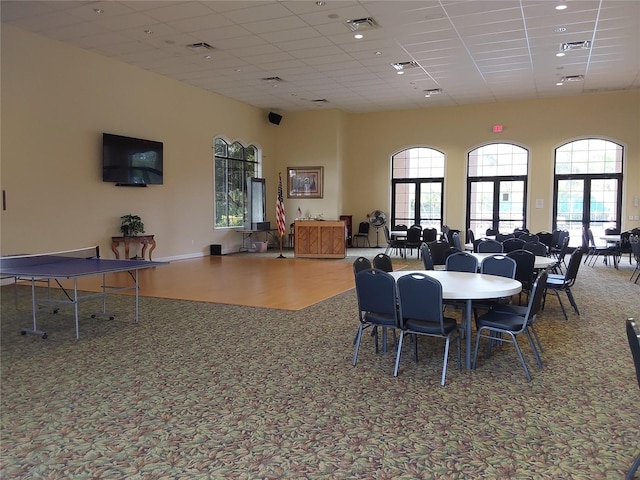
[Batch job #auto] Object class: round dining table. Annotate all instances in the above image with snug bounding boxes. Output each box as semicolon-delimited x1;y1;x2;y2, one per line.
389;270;522;369
470;252;556;270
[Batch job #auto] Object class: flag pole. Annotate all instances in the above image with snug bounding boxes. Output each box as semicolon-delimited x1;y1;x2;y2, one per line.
276;172;286;258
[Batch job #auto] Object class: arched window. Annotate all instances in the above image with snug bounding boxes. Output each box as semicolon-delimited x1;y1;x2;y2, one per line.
553;138;623;246
214;138;260;228
391;147;444;228
467;143;529;236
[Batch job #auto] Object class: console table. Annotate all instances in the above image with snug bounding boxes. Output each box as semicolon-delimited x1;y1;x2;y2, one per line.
111;235;156;261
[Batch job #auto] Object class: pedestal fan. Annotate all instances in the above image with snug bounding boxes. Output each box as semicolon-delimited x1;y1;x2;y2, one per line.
369;210;387;247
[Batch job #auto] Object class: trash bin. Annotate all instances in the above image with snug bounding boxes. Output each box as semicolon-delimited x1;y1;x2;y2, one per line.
252;241;268;253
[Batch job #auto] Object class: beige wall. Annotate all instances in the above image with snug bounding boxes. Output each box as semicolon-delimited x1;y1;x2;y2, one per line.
2;25;639;259
342;93;640;234
1;25;275;258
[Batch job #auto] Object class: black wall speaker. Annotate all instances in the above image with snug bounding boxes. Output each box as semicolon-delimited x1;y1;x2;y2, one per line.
268;112;282;125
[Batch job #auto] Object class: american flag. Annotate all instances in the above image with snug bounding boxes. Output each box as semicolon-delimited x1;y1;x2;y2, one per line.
276;173;286;237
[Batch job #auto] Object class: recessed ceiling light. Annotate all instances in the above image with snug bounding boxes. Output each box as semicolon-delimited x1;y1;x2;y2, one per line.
316;1;325;6
144;29;153;35
555;27;567;32
555;4;568;10
556;52;566;57
397;71;405;75
204;55;212;60
354;34;363;39
374;51;382;56
93;8;104;14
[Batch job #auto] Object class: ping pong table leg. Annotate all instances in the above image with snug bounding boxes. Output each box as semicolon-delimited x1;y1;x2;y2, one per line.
73;279;80;340
19;278;48;339
134;269;139;323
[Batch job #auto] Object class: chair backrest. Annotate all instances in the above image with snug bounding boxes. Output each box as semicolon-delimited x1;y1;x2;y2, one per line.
587;228;597;247
420;243;434;270
486;228;497;236
466;228;475;244
445;251;478;272
372;253;393;272
496;233;515;242
626;318;640;389
564;247;584;284
556;230;569;249
526;269;549;322
354;269;398;320
536;231;553;249
550;229;562;249
507;249;536;285
422;227;438;243
619;231;632;254
352;257;372;276
518;233;539;243
428;240;452;265
357;221;370;234
631;235;640;261
557;235;570;259
480;254;517;278
393;224;408;231
523;241;548;257
396;273;446;333
406;225;422;245
451;231;463;251
502;237;526;253
513;227;529;236
477;239;504;253
605;227;620;235
383;225;392;243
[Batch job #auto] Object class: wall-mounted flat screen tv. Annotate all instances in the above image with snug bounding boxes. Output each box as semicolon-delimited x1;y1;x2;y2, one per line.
102;133;163;186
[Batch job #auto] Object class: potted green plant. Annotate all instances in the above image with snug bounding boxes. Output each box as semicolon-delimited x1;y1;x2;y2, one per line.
120;214;145;237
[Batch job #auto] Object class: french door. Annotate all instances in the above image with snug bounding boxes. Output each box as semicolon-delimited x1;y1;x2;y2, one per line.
554;176;621;247
467;178;526;235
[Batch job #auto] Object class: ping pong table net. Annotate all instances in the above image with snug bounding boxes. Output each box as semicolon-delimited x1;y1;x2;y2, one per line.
0;246;100;268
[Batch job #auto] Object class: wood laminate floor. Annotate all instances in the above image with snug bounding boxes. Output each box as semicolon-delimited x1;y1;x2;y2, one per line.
54;255;357;311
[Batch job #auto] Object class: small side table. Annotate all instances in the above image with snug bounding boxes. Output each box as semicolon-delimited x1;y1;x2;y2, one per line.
111;235;156;261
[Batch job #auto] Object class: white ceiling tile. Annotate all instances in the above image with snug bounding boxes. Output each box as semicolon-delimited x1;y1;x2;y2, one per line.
2;0;637;113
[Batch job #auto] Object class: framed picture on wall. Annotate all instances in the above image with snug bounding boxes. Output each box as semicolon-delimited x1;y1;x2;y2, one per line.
287;166;323;198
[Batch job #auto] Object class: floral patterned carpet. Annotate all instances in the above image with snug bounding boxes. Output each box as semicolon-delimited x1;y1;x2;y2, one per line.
1;249;639;479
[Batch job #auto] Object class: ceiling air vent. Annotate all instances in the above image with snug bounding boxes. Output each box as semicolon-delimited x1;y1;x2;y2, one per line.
186;42;214;52
311;99;329;105
560;75;585;83
424;88;442;97
560;40;591;52
392;61;419;71
345;17;379;32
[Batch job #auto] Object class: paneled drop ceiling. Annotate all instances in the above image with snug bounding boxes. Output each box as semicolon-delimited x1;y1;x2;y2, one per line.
2;0;638;113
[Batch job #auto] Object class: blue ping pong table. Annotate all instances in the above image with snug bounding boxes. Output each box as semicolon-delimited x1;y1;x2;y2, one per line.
0;246;166;339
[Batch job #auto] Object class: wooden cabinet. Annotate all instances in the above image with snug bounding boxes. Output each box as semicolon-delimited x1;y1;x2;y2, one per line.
294;220;346;258
340;215;352;247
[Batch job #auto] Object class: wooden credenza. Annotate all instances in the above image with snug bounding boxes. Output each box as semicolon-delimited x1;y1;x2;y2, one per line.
294;220;346;259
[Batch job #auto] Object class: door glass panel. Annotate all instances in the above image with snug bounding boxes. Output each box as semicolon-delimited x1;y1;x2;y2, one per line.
469;181;493;235
419;182;442;228
394;183;415;226
556;179;584;247
589;179;618;236
498;181;524;232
